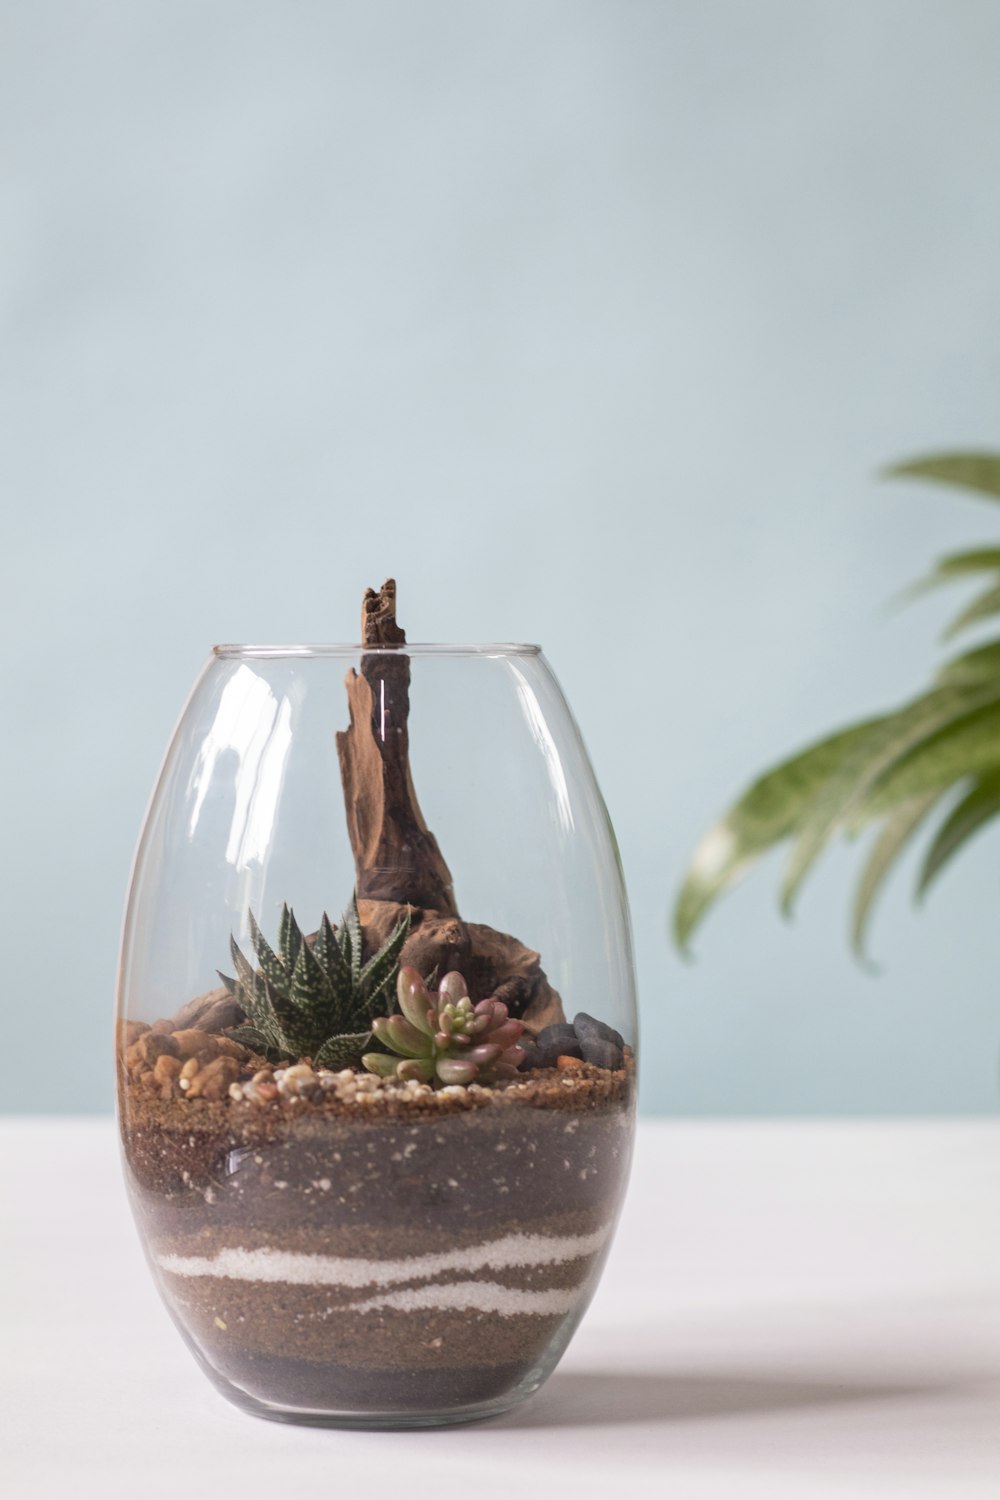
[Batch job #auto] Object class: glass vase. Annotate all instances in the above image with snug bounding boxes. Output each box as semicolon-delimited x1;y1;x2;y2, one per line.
116;628;638;1428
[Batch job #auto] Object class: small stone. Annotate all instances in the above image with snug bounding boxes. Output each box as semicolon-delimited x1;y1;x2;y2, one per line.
535;1023;579;1048
228;1083;244;1101
171;1029;220;1064
186;1055;240;1100
573;1012;625;1051
536;1036;583;1068
517;1041;543;1071
179;1057;200;1082
556;1054;586;1071
213;1036;248;1061
152;1053;182;1086
118;1020;149;1048
578;1037;624;1070
129;1032;180;1069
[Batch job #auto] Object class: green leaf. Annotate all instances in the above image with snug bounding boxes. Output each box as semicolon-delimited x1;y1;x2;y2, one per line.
858;696;1000;811
943;581;1000;640
917;773;1000;899
850;793;942;962
288;939;336;1034
673;720;884;953
780;686;997;915
226;1025;273;1055
229;935;259;999
312;912;341;983
361;1051;401;1079
936;640;1000;687
278;903;302;972
885;452;1000;502
357;911;411;1013
896;548;1000;607
248;910;287;990
373;1013;429;1058
313;1031;372;1070
344;892;363;986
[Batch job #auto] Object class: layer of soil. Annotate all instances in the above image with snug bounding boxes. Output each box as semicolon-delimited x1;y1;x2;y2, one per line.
120;1055;635;1415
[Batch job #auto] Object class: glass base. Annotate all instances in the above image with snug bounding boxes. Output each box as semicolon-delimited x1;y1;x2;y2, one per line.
204;1362;545;1430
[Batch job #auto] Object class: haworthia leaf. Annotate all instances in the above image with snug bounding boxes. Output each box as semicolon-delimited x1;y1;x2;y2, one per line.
357;912;411;1009
936;640;1000;687
313;913;341;984
672;720;882;953
943;581;1000;640
313;1031;371;1070
885;452;1000;502
216;970;236;995
850;792;943;962
248;910;287;990
278;903;302;973
917;773;1000;899
289;938;338;1036
780;686;999;915
226;1025;273;1055
344;893;363;986
229;935;259;1000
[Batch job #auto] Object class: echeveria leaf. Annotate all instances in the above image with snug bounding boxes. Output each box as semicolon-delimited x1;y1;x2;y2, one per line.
917;773;1000;899
673;720;881;953
885;453;1000;501
850;793;942;962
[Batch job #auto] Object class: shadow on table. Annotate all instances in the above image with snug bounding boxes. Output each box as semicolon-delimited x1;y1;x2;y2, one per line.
491;1367;956;1430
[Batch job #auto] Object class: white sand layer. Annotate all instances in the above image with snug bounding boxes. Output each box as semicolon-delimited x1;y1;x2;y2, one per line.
156;1224;610;1295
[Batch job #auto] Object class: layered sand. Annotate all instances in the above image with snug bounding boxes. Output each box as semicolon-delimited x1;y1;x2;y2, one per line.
121;1061;634;1415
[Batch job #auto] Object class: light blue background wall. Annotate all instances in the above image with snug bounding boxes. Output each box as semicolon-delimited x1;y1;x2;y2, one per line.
4;1;1000;1114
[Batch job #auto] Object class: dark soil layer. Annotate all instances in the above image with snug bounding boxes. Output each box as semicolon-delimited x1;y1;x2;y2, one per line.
121;1059;635;1416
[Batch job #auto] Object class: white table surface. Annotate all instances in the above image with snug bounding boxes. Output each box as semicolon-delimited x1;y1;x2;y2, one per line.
4;1118;1000;1499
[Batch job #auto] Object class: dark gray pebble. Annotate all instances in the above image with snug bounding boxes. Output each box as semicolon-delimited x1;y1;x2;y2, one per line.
536;1023;579;1048
573;1012;625;1050
535;1037;583;1068
578;1037;624;1070
518;1041;543;1071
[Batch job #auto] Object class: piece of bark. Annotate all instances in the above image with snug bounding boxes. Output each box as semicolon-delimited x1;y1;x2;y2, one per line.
336;580;458;915
358;899;565;1034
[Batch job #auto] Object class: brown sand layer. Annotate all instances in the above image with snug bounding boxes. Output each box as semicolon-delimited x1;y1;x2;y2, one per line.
168;1272;591;1368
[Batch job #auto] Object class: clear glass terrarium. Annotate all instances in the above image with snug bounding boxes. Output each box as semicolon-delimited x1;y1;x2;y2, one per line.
116;583;638;1428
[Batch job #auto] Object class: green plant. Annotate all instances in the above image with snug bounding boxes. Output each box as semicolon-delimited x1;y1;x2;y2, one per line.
221;896;409;1068
674;453;1000;961
362;966;526;1086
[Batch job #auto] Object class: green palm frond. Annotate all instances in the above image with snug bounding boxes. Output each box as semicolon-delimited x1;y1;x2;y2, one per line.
674;451;1000;962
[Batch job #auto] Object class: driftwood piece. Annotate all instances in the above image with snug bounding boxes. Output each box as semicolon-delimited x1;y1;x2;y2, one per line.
338;581;565;1031
335;580;458;915
359;899;564;1033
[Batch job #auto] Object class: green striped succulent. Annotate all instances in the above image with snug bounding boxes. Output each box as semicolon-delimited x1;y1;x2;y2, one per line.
220;896;409;1069
675;452;1000;963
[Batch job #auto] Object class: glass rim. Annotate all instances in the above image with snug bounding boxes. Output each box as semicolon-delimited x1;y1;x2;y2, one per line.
212;642;543;660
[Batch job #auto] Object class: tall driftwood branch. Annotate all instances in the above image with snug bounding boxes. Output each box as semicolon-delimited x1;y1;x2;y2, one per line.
336;580;564;1032
335;580;458;915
